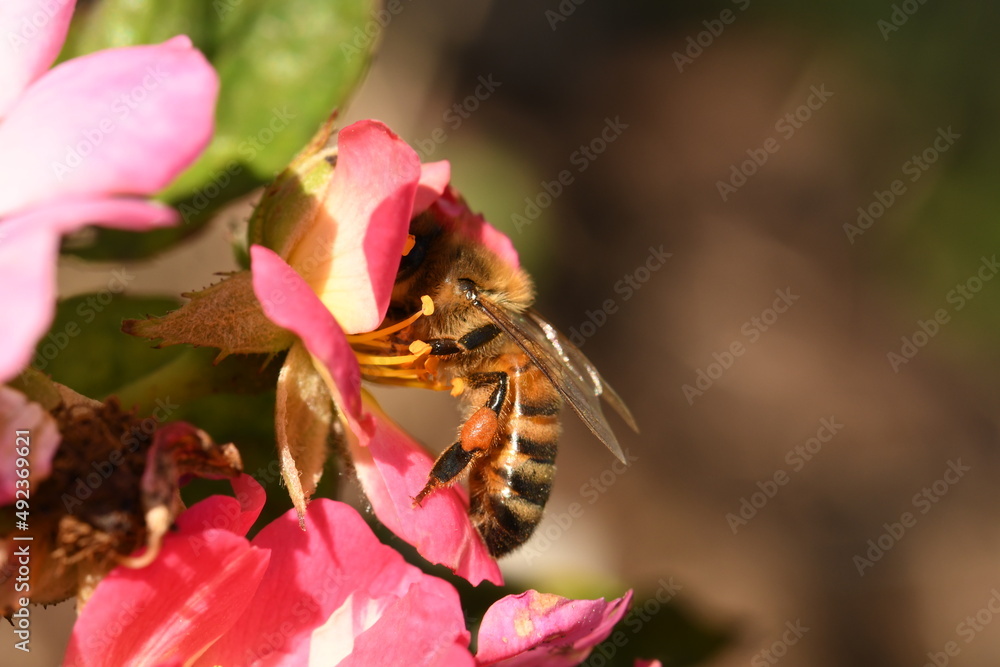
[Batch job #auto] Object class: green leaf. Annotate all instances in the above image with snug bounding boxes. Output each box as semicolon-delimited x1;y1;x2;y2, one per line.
61;0;377;261
33;295;186;399
60;0;218;57
173;0;376;198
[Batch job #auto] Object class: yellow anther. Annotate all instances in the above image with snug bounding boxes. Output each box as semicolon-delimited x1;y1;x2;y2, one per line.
402;234;416;256
424;355;441;375
420;294;434;315
409;340;431;355
450;378;466;397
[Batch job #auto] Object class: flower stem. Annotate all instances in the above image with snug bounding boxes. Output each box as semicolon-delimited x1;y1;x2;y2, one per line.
111;348;281;415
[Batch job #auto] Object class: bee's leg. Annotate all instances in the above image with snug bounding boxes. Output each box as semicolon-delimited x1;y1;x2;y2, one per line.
423;324;502;355
413;371;508;506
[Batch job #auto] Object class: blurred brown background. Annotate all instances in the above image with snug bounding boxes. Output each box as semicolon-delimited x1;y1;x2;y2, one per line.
11;1;1000;665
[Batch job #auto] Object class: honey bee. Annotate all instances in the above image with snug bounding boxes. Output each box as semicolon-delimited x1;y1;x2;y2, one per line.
355;203;638;557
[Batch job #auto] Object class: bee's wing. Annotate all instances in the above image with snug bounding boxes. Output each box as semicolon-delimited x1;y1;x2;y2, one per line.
472;298;636;464
523;309;639;434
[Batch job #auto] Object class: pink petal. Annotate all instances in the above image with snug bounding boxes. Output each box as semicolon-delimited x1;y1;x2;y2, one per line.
432;186;519;269
634;660;664;667
0;197;176;382
0;386;59;505
0;222;58;383
250;245;363;424
0;0;76;116
414;160;451;215
175;474;267;538
63;528;270;667
476;590;633;667
350;399;503;587
197;499;469;666
334;576;474;667
286;119;421;334
0;35;218;217
7;194;179;234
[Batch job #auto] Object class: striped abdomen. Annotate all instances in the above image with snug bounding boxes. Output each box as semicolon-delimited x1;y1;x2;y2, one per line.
469;354;562;557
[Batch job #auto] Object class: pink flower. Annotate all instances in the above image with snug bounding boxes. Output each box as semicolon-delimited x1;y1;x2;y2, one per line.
0;385;59;506
0;0;218;382
117;115;524;584
249;119;512;586
64;474;630;666
475;590;632;667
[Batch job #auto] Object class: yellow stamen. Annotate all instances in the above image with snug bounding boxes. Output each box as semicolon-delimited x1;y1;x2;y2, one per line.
346;295;434;344
450;377;466;397
402;234;416;256
360;366;425;379
358;372;451;391
353;343;430;366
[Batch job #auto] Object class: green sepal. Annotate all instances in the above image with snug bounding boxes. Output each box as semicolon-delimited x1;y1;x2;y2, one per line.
122;271;295;358
274;341;335;525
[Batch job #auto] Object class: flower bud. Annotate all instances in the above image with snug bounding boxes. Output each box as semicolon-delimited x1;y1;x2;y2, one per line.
250;117;422;334
247;114;340;259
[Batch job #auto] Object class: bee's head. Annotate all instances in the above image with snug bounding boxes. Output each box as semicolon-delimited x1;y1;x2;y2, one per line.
391;214;534;323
